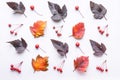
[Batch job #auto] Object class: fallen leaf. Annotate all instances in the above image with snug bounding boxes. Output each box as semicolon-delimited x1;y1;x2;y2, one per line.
48;1;67;22
51;39;69;57
6;2;26;17
89;39;106;56
7;38;27;53
32;55;48;72
90;1;107;19
30;20;47;38
72;22;85;39
74;56;89;72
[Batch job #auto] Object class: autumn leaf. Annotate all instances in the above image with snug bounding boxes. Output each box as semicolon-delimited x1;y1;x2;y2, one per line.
89;39;106;57
72;22;85;39
30;20;47;38
90;1;107;20
7;38;27;53
32;55;48;72
74;56;89;72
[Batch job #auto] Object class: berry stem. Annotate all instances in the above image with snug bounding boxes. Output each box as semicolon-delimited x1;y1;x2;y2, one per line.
78;47;85;54
78;10;84;18
13;24;23;31
40;47;46;53
23;13;27;18
104;16;107;21
34;10;42;16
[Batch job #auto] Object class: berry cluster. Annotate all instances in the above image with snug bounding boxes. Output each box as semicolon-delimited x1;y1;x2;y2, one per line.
97;25;109;37
96;60;108;72
8;24;23;36
53;60;65;73
10;61;23;73
53;25;63;37
75;6;84;18
75;42;85;54
30;5;42;16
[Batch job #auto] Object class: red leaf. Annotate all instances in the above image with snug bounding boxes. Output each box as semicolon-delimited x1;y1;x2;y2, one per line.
74;56;89;72
72;22;85;39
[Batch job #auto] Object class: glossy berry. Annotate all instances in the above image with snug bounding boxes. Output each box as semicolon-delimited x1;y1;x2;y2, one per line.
97;26;100;29
30;5;35;10
10;64;14;67
10;30;14;34
53;66;56;70
106;33;109;37
53;26;55;29
35;44;39;49
75;42;80;47
59;68;63;73
14;32;17;36
105;69;108;72
75;6;79;10
57;33;62;37
57;68;60;71
8;24;12;27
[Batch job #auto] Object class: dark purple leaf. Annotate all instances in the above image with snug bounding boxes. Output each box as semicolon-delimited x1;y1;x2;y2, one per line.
89;39;106;57
7;38;27;53
90;1;107;19
51;39;69;57
7;2;26;16
48;1;67;22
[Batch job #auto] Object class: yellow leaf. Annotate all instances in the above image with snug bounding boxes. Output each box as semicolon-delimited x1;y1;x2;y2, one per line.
32;55;48;72
30;20;47;38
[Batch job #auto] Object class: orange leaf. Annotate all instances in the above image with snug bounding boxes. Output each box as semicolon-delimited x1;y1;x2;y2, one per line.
30;20;47;38
72;22;85;39
32;55;48;72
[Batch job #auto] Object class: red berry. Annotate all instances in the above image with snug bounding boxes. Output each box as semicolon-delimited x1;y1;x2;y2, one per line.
30;5;35;10
55;30;58;33
14;32;17;35
106;33;109;37
8;24;12;27
35;44;39;49
57;33;62;37
53;26;55;29
57;68;60;71
10;64;14;67
75;42;80;47
105;69;108;72
53;66;56;70
59;68;63;73
10;30;14;34
97;26;100;29
75;6;79;11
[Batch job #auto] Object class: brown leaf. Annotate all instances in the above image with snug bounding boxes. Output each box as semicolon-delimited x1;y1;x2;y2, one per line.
32;55;49;72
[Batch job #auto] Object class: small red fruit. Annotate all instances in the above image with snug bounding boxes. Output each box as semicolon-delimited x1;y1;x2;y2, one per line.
75;6;79;11
10;64;14;67
14;32;17;35
53;66;56;70
97;26;100;29
35;44;39;49
10;30;14;34
8;24;12;27
106;33;109;37
57;33;62;37
75;42;80;47
30;5;35;10
105;69;108;72
53;26;55;29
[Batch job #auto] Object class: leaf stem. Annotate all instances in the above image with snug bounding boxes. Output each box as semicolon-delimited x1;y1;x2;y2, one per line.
24;13;27;18
104;16;107;21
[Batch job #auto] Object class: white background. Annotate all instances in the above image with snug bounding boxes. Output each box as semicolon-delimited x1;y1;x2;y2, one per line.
0;0;120;80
